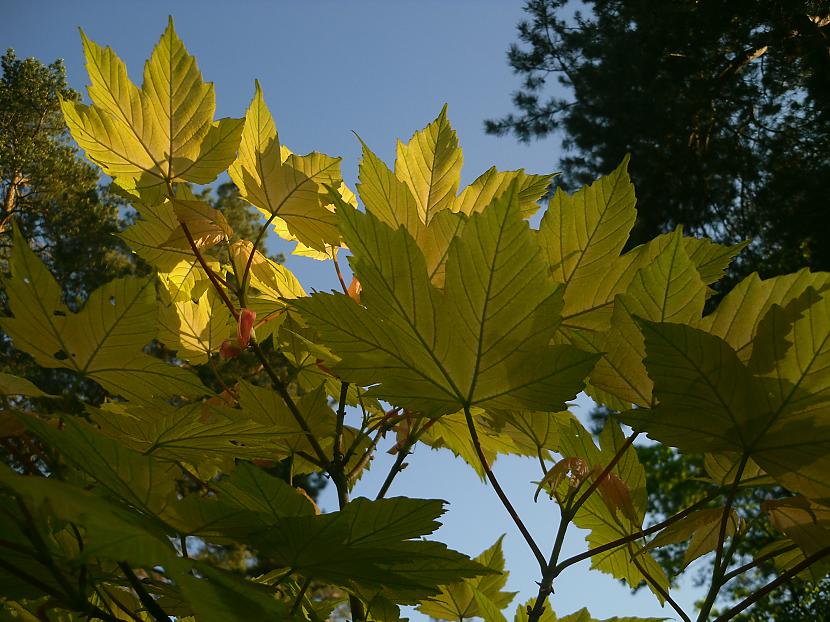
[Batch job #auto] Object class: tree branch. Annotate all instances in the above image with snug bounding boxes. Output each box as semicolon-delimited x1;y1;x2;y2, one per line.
713;546;830;621
720;542;799;586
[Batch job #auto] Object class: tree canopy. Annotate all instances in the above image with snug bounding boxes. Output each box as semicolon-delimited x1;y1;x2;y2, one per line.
487;0;830;279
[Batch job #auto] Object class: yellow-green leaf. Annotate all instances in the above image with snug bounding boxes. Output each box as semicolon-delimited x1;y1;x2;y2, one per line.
229;81;341;250
453;166;552;218
417;536;516;621
395;104;463;225
295;184;598;416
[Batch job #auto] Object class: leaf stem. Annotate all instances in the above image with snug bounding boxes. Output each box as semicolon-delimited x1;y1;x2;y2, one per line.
180;222;238;319
630;546;691;622
713;545;830;621
463;405;546;570
117;562;170;622
240;213;278;303
333;382;349;464
375;448;409;500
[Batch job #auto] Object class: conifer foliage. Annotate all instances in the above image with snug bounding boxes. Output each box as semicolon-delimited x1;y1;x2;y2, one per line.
1;19;828;622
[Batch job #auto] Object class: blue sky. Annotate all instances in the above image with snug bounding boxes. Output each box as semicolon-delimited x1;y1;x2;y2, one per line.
9;1;701;619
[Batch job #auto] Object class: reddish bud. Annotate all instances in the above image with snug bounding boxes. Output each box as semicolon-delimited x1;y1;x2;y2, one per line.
347;277;362;303
237;308;256;348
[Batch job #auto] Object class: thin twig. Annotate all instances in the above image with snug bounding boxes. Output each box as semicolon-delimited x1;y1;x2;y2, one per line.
464;406;546;570
720;542;799;585
376;448;409;500
713;546;830;621
332;251;350;295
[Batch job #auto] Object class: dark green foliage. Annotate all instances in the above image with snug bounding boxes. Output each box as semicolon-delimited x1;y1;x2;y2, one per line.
488;1;830;280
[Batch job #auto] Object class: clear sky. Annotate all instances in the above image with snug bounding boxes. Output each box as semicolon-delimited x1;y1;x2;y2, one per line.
8;1;700;619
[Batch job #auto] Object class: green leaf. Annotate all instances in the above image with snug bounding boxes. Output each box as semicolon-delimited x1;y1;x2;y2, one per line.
419;410;532;478
119;200;216;302
643;508;741;569
68;19;242;199
395;105;463;225
0;465;179;569
356;140;467;286
176;563;292;622
1;229;206;402
764;496;830;557
472;587;509;622
214;461;317;518
238;381;334;470
89;400;297;468
0;373;51;397
539;156;635;305
295;184;598;416
697;269;830;363
25;417;176;515
251;496;489;600
625;319;830;504
452;166;552;218
229;81;341;250
157;287;234;364
417;536;516;621
489;410;571;455
558;609;666;622
587;229;707;408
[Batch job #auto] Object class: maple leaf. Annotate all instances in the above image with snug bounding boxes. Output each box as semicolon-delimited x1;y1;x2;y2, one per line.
63;19;243;202
295;183;599;416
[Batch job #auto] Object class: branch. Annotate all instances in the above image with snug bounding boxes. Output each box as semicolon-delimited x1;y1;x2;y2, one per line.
696;455;749;622
250;341;329;466
464;405;546;570
117;562;170;622
713;546;830;621
720;543;799;586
